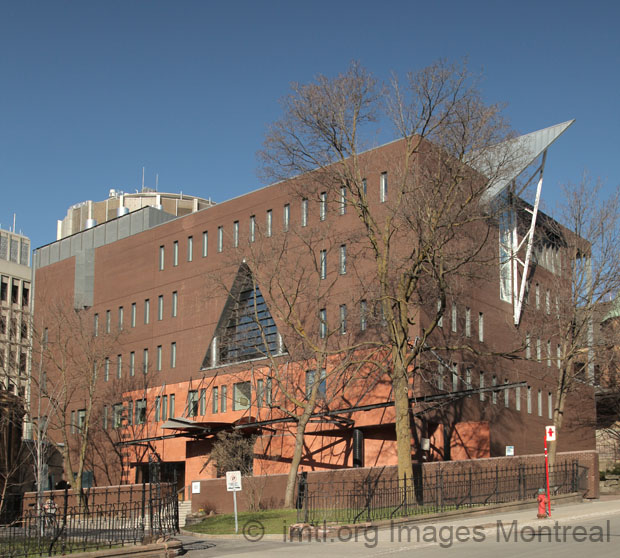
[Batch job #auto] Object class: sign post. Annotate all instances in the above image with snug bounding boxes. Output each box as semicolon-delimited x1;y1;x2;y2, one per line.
226;471;242;533
544;426;556;517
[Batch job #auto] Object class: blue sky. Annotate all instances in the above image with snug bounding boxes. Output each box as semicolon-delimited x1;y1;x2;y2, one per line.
1;0;618;250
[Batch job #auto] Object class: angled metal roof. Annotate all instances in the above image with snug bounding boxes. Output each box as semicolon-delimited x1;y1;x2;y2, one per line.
475;119;575;204
602;295;620;323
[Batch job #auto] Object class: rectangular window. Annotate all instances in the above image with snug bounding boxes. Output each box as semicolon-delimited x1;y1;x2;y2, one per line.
106;310;111;333
170;342;176;368
159;245;165;271
339;186;346;215
526;333;531;359
504;379;509;407
130;351;135;376
380;172;388;202
211;386;219;414
135;399;146;424
249;216;256;242
301;198;308;227
266;210;272;237
173;241;179;267
362;178;367;196
339;244;346;275
319;308;327;339
557;344;561;369
478;312;484;342
94;313;99;337
217;226;223;252
143;348;149;374
360;300;367;331
499;208;514;302
172;291;178;317
200;388;206;415
516;386;521;411
548;392;553;419
535;283;540;309
71;410;76;434
465;307;471;337
492;375;498;404
144;299;150;324
233;221;239;247
257;379;264;408
320;192;327;221
156;345;162;371
187;390;198;417
437;363;444;391
320;249;327;280
306;369;326;399
527;386;532;413
155;397;160;422
536;338;541;362
546;290;550;314
103;405;108;429
169;394;175;418
202;231;208;257
283;204;290;232
187;236;193;262
233;382;251;411
452;365;459;392
118;306;124;330
437;300;443;328
113;404;123;428
131;303;136;327
479;372;485;401
221;385;227;412
340;304;347;334
547;340;552;367
538;389;543;416
117;354;122;379
104;357;110;382
158;295;164;321
161;395;168;421
451;302;457;333
465;368;472;394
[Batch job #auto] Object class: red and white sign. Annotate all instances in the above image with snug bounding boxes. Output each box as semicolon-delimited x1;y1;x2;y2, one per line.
545;426;556;442
226;470;242;492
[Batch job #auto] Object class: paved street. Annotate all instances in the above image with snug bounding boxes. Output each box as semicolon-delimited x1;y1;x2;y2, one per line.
178;497;620;557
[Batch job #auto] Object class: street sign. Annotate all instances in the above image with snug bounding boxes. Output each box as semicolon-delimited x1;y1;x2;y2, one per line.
505;445;514;456
191;481;201;494
545;426;556;442
226;470;242;492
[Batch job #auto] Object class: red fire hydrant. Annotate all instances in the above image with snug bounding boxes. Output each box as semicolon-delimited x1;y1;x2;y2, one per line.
537;489;548;518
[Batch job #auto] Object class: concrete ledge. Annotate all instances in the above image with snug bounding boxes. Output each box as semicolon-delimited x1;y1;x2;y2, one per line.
61;539;183;558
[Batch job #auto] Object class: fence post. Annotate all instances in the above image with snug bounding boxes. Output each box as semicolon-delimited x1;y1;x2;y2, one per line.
141;481;146;537
469;469;473;508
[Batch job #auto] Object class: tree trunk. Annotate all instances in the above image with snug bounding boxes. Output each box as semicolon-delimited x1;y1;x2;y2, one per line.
392;364;413;483
550;374;568;468
283;413;312;508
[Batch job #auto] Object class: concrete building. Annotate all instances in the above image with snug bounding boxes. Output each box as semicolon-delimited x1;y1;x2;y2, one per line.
56;188;215;240
31;122;597;491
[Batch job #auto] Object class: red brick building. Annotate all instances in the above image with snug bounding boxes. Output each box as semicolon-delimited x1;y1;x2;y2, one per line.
31;121;596;492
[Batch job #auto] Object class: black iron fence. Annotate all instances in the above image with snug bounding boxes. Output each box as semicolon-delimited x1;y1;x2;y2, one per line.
0;482;179;558
296;461;588;524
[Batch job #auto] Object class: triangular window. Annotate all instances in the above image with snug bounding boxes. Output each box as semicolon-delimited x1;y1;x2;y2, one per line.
203;264;284;367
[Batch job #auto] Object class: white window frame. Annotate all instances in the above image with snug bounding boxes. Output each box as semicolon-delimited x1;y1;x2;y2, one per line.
380;172;388;203
320;192;327;221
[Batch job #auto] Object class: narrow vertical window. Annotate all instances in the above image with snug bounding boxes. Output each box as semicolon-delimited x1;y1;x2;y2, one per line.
161;395;168;421
538;389;542;416
187;236;193;262
104;357;110;382
339;304;347;334
320;192;327;221
339;186;346;215
170;342;177;368
499;207;514;302
158;295;164;321
144;299;150;324
478;312;484;342
536;337;542;362
173;240;179;266
233;221;239;248
526;333;531;359
301;198;308;227
131;303;136;328
156;345;162;371
155;398;160;422
143;348;149;374
320;249;327;280
217;226;223;252
548;392;553;419
437;300;443;328
535;283;540;309
169;394;175;418
248;215;255;242
103;405;108;429
452;365;458;391
492;375;497;404
106;310;111;333
202;231;208;257
339;244;346;275
546;290;550;314
212;387;219;414
504;379;509;407
479;372;485;401
380;172;388;202
200;388;206;415
527;386;532;413
466;368;472;391
117;354;122;379
451;303;457;333
257;379;264;408
360;300;367;331
221;385;227;412
465;307;471;337
437;363;444;390
94;313;99;337
172;291;178;317
362;178;367;196
283;203;290;232
319;308;327;339
130;351;135;377
159;245;165;271
266;209;272;237
516;386;521;411
557;344;561;369
547;340;552;367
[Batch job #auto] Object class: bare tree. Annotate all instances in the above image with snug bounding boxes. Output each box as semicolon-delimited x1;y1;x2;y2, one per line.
259;60;516;481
